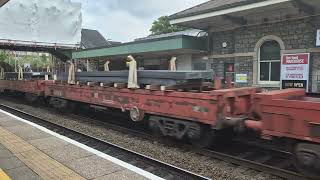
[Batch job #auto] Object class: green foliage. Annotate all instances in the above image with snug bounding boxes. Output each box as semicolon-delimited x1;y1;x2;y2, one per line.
150;16;187;35
0;50;11;65
19;54;52;70
0;50;52;72
0;51;14;71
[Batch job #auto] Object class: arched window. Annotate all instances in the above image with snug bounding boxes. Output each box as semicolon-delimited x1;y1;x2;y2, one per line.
259;41;281;83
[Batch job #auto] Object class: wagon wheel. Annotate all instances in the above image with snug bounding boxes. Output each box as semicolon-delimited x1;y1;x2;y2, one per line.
130;107;145;122
148;120;163;138
190;126;216;148
215;128;235;145
294;143;320;179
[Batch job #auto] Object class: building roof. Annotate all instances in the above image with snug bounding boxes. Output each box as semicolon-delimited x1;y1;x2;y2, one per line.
170;0;265;19
72;35;207;60
135;29;206;41
81;29;120;49
0;0;9;7
169;0;320;31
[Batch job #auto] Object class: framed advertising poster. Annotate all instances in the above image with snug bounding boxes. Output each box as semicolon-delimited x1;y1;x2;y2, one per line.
281;53;310;91
235;74;248;83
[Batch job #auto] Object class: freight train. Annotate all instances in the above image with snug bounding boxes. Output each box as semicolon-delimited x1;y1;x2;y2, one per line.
0;75;319;178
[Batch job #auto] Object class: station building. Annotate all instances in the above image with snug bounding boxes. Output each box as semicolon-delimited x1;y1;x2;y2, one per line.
170;0;320;92
72;0;320;92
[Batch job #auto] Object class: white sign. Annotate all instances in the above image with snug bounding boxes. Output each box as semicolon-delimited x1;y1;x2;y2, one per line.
317;29;320;46
281;53;309;81
281;53;310;91
235;74;248;83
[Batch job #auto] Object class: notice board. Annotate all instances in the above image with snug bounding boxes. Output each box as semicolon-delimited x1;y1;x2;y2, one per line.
281;53;310;91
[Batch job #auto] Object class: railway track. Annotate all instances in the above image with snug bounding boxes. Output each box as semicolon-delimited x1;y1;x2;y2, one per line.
0;104;209;180
201;145;305;180
70;109;308;180
0;98;310;180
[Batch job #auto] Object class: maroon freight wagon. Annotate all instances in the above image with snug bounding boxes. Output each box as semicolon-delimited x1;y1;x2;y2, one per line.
246;88;320;177
44;81;259;145
0;80;50;102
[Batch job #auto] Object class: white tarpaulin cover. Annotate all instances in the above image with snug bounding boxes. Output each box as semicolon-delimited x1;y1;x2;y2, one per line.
0;0;82;48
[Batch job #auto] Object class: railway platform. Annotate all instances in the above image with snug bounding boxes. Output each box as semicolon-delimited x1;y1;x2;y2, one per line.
0;110;160;180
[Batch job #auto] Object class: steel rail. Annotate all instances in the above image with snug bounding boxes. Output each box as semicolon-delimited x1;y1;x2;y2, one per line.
64;111;310;179
0;98;310;179
198;148;306;180
0;104;210;180
66;110;308;180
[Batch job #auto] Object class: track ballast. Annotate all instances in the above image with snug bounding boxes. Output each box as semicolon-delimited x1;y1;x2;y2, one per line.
0;104;209;180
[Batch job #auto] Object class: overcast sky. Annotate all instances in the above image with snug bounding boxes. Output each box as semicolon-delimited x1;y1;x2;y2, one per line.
71;0;207;42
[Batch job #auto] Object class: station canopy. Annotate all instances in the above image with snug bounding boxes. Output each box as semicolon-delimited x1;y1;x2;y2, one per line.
169;0;320;31
72;34;207;60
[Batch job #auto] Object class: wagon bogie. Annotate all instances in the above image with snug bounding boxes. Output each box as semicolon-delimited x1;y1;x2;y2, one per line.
247;88;320;178
294;143;320;179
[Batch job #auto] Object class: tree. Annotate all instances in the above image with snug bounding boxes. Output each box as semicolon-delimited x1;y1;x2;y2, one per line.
150;16;187;35
0;51;14;71
20;54;52;71
0;51;52;72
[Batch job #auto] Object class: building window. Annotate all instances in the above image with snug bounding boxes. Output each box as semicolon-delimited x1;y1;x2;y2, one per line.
259;41;281;83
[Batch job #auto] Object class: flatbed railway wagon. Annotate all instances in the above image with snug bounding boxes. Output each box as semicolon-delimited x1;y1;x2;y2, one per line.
246;88;320;178
0;79;49;102
44;81;259;146
0;79;259;146
3;78;320;178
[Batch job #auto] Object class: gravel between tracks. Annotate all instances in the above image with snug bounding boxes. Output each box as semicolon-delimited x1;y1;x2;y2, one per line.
0;97;282;180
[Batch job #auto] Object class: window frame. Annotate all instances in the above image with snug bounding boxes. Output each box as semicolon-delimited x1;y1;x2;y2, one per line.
258;41;281;85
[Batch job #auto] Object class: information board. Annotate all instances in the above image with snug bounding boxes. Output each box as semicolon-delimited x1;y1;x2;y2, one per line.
281;53;310;91
235;74;248;83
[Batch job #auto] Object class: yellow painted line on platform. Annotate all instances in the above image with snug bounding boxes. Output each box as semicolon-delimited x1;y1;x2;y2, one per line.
0;126;85;180
0;169;11;180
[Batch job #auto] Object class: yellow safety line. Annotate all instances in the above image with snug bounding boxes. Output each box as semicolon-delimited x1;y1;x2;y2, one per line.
0;126;85;180
0;169;11;180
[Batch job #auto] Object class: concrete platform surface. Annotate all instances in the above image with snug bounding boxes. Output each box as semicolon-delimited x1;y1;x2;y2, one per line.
0;110;162;180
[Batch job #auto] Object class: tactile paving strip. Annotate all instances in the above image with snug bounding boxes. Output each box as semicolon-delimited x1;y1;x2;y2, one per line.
0;126;86;180
0;169;11;180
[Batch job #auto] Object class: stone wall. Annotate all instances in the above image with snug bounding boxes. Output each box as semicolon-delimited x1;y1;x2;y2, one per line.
233;18;314;53
311;53;320;92
207;17;320;91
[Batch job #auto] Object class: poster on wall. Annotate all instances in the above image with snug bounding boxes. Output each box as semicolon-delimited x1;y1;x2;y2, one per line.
235;74;248;83
281;53;310;91
317;29;320;46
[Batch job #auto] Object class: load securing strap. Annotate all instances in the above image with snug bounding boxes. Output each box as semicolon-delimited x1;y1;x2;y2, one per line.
126;55;140;89
0;66;4;80
67;62;76;84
